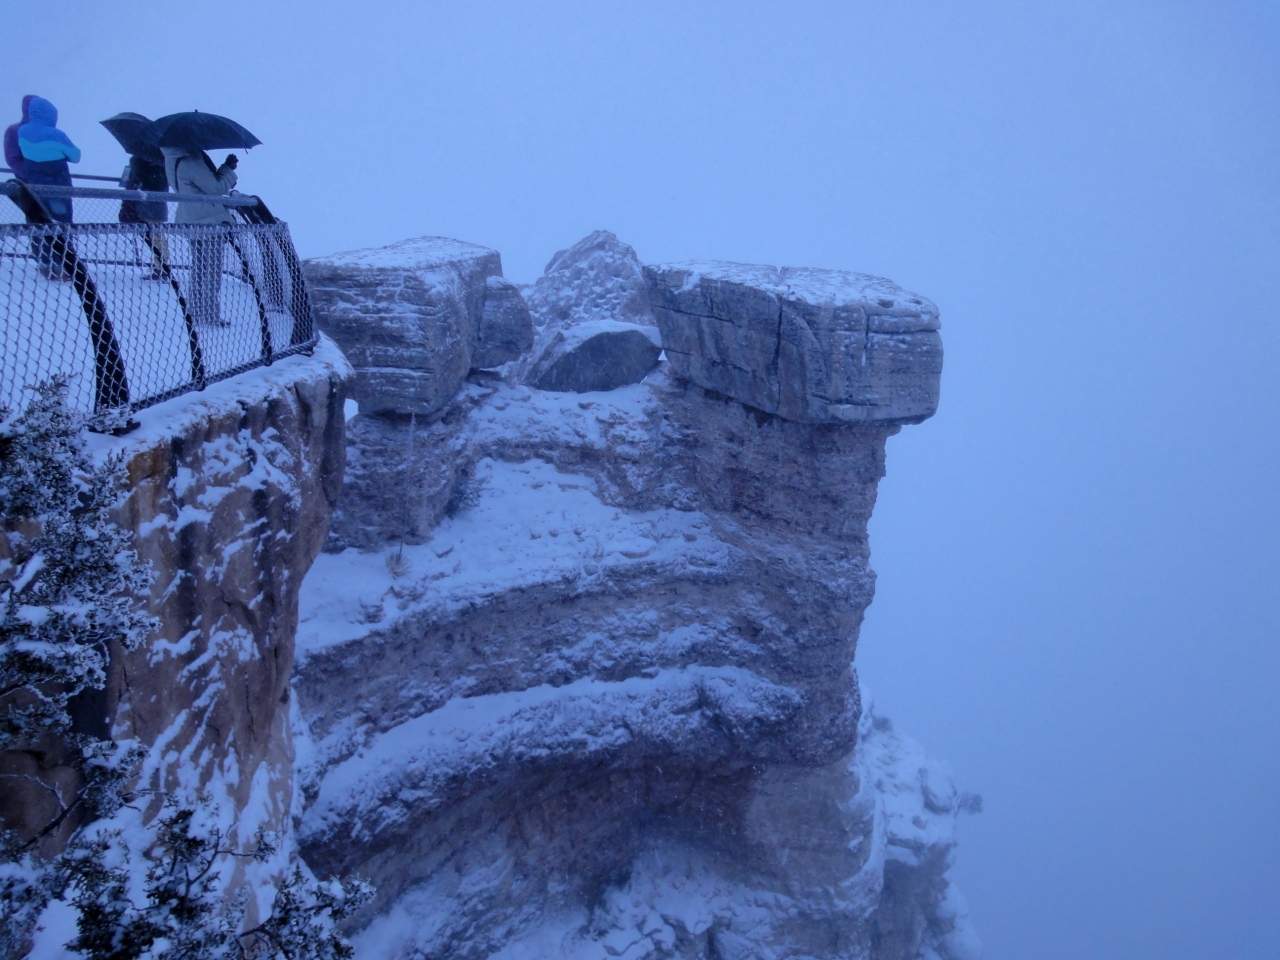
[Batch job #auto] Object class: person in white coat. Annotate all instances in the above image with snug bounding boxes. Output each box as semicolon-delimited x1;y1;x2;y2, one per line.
163;147;237;324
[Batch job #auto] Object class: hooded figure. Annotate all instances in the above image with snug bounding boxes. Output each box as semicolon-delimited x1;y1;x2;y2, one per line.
3;95;36;180
17;97;81;223
119;155;169;224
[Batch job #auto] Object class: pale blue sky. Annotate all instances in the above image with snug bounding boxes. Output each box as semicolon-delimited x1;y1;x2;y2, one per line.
4;2;1278;958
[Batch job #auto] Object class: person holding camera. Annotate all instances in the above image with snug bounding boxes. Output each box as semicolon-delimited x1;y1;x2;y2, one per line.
163;147;238;324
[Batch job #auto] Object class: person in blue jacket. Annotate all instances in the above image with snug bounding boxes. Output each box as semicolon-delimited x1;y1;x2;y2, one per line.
17;97;81;279
3;95;37;180
5;96;47;269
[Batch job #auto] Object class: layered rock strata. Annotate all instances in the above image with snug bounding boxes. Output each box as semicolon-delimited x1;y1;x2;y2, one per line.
645;263;942;424
304;237;532;416
294;234;974;959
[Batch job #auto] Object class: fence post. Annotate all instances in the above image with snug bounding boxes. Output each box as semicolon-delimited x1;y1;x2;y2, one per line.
238;199;314;347
155;239;206;388
226;233;273;361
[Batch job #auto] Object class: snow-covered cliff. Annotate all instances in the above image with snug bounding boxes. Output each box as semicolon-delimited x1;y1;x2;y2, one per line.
296;232;977;960
95;341;351;886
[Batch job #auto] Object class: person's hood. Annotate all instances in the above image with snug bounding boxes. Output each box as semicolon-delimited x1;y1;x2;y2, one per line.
20;95;36;124
26;97;57;128
162;145;201;192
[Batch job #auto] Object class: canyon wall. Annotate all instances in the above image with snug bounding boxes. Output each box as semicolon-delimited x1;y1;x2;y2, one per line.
62;341;353;886
295;233;977;960
2;340;352;871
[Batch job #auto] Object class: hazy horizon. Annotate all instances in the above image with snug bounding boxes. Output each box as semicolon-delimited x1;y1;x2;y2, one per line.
4;2;1278;958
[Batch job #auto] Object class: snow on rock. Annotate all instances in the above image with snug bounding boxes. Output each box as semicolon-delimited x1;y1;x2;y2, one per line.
518;231;660;393
854;703;983;960
523;230;656;330
300;455;728;654
288;234;965;959
301;666;802;859
523;319;662;394
83;338;351;905
338;695;979;960
305;237;530;415
645;261;942;424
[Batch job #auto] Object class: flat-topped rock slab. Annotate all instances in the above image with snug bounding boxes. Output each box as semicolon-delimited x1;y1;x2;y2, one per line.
306;237;532;416
645;261;943;424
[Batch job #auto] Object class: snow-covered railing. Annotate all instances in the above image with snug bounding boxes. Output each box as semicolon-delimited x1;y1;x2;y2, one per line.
0;180;317;420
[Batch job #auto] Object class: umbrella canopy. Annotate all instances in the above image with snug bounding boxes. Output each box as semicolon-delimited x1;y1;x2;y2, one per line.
153;111;262;152
100;112;163;161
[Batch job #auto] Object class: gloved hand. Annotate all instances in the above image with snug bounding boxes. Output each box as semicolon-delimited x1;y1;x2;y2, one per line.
223;153;239;170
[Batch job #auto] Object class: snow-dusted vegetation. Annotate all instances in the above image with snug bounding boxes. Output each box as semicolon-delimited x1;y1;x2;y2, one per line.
0;381;368;959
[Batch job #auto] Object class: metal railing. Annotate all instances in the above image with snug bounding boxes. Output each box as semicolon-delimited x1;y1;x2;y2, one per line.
1;179;317;422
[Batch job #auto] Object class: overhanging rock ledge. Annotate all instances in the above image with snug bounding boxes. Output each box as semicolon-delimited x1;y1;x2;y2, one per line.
645;261;942;424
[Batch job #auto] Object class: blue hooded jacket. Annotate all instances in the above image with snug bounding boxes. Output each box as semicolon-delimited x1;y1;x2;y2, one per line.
3;95;36;180
18;97;81;187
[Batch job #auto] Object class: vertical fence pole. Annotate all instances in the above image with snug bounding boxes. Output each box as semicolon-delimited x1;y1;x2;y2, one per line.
227;233;273;361
58;232;131;411
154;234;206;388
238;200;314;346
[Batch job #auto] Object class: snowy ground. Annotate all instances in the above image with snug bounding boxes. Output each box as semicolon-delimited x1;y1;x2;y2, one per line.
1;240;297;414
298;454;725;654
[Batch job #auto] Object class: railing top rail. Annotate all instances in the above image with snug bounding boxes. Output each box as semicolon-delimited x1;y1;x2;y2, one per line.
2;180;263;208
1;167;123;183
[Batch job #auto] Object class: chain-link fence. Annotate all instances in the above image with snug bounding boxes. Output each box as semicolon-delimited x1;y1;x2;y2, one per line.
1;180;317;424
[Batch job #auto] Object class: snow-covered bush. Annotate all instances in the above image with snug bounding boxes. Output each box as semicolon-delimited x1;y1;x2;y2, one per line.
0;382;372;959
50;800;372;960
0;377;154;762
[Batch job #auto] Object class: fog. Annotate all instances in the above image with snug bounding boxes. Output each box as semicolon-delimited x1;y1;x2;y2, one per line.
4;1;1277;957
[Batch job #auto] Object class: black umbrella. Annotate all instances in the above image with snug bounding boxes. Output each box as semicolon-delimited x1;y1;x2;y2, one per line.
153;111;262;152
100;112;163;161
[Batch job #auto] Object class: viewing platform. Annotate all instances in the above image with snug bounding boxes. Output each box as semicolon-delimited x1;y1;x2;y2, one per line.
0;176;316;422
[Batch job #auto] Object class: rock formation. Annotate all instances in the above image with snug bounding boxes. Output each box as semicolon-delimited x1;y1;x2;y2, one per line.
646;263;941;424
519;231;662;393
476;276;537;370
0;338;356;920
98;341;352;857
295;233;976;959
304;237;532;417
522;319;662;393
523;230;656;331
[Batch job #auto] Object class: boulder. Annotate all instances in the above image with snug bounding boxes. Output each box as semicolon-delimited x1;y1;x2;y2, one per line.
472;276;534;369
523;229;656;329
519;230;661;393
304;237;501;416
525;319;662;393
645;261;943;424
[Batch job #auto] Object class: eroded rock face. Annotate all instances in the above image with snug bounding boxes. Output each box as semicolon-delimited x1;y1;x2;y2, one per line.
519;231;661;393
523;229;656;330
100;339;352;863
475;276;535;369
305;237;531;416
294;390;965;956
292;234;969;959
645;262;943;424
